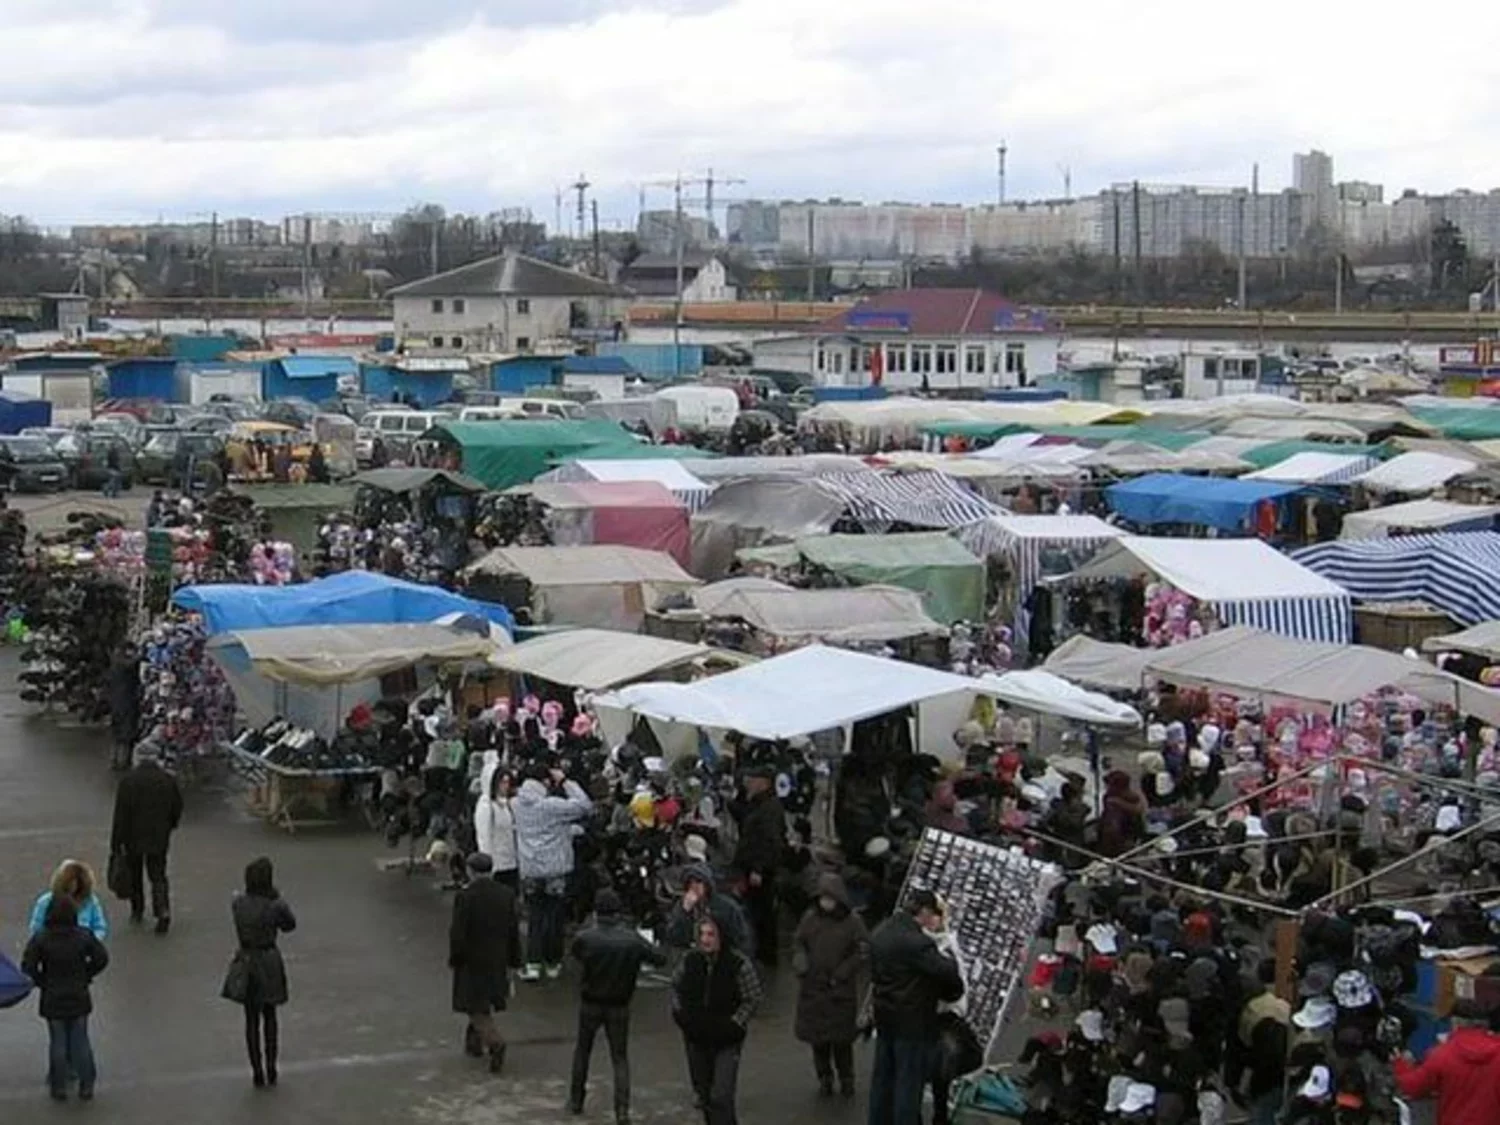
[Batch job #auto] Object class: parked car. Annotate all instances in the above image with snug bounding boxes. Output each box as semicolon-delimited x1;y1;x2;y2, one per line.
200;399;261;422
54;432;137;490
261;398;319;428
0;436;68;492
20;426;73;451
177;413;234;434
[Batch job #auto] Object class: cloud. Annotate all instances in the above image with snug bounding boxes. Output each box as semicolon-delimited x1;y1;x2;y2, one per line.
3;0;1499;224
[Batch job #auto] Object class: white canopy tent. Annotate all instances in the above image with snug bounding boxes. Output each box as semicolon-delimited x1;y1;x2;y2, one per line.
1065;536;1353;643
1354;451;1477;494
464;544;700;630
1423;620;1500;662
488;628;744;691
542;458;714;510
1340;499;1500;539
594;644;1138;763
977;670;1141;727
1243;451;1379;484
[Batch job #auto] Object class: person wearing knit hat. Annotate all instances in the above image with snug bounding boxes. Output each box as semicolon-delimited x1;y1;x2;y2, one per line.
664;863;752;957
567;887;668;1122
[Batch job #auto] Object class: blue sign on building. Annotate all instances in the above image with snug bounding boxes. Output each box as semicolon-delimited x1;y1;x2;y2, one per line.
847;309;911;332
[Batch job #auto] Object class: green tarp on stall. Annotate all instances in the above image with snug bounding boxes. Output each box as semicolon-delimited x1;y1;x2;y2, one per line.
232;484;359;555
738;532;983;624
1411;407;1500;442
1235;439;1392;470
429;421;646;490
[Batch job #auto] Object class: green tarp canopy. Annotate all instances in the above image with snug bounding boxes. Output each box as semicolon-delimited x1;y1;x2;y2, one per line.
1411;407;1500;442
352;467;486;493
920;421;1211;449
428;420;672;490
230;484;358;555
1235;439;1392;470
737;531;983;624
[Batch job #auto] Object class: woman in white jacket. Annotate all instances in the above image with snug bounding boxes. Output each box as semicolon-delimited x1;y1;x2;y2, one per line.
473;755;519;888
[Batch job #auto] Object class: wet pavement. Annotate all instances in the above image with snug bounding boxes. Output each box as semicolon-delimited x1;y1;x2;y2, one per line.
0;650;874;1125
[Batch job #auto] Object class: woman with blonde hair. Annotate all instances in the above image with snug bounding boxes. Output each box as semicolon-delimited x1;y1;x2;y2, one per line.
28;860;109;943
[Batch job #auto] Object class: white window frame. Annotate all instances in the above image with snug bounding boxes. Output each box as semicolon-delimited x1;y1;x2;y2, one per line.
886;344;907;373
935;344;957;375
964;346;986;375
911;344;933;374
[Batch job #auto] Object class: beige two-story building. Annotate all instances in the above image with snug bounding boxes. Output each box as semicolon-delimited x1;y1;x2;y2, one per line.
389;251;632;354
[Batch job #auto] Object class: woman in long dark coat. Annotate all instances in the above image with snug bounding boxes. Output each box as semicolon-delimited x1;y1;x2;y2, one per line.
449;853;521;1073
222;857;296;1087
792;872;868;1097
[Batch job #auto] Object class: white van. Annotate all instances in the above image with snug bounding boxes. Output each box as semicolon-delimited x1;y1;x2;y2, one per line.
497;397;584;421
650;385;740;433
369;409;449;453
457;406;523;422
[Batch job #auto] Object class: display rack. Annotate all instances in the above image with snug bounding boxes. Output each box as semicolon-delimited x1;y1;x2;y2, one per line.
226;742;379;833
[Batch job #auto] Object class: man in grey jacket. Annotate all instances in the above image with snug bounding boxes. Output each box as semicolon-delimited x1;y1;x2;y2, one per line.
513;764;594;981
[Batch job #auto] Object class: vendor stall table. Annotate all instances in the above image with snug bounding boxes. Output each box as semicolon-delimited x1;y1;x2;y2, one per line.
227;742;379;833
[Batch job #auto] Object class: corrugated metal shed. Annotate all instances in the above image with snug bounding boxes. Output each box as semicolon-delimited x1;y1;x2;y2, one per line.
107;357;179;401
262;354;358;402
361;364;455;407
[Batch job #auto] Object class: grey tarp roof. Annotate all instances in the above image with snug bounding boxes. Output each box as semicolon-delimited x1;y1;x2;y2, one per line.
1041;634;1166;692
352;467;486;494
464;544;698;586
706;584;947;643
489;628;732;690
207;623;496;685
1423;620;1500;661
689;478;847;579
1144;626;1500;722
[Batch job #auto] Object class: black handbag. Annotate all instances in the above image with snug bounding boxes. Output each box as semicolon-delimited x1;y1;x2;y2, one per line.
220;952;249;1003
106;852;134;902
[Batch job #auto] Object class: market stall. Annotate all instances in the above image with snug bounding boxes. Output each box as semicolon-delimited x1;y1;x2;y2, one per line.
1353;450;1477;495
540;457;714;511
173;569;514;636
688;479;847;579
1339;498;1500;539
594;643;999;762
1292;531;1500;627
234;483;358;558
489;627;747;692
517;481;690;567
1242;450;1379;484
696;583;947;652
1423;620;1500;662
425;420;695;490
212;622;498;830
1105;472;1306;534
737;531;985;625
1059;535;1353;644
463;544;700;631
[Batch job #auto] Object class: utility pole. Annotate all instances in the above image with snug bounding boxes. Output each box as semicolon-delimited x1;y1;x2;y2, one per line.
429;215;439;276
1334;207;1345;314
1237;192;1248;311
572;174;590;241
674;176;685;381
1112;191;1123;302
1132;181;1143;304
996;142;1007;205
301;216;313;324
210;210;220;301
554;189;563;239
807;207;817;300
1058;164;1071;201
591;200;601;278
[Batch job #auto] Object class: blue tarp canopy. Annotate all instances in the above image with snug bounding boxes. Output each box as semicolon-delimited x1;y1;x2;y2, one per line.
172;570;514;636
1106;472;1303;532
1291;532;1500;627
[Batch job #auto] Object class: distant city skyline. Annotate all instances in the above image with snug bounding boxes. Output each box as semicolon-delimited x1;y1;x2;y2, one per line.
6;0;1500;226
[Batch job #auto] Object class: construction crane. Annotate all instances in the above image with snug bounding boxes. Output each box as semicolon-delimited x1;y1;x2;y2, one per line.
703;167;745;238
640;174;739;380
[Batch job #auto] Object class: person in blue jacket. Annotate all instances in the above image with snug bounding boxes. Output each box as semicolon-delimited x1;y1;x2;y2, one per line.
29;860;109;943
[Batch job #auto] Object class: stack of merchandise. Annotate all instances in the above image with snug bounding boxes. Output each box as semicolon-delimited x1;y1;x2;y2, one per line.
231;716;385;772
16;563;132;718
474;493;549;549
314;517;462;586
139;617;236;761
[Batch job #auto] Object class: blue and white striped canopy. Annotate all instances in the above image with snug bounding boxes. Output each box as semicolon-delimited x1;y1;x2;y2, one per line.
1291;532;1500;626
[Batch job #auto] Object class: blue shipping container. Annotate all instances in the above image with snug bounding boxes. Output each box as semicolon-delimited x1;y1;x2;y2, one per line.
361;365;456;408
262;355;358;403
0;392;52;434
597;343;702;380
107;358;180;401
488;356;564;394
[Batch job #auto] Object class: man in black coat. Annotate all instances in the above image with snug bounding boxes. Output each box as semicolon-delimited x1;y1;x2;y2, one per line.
671;916;763;1125
449;853;521;1074
106;646;141;772
108;742;183;933
733;764;785;968
568;888;668;1124
867;889;965;1125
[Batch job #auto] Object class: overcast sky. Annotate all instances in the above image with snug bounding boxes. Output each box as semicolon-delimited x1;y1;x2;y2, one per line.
5;0;1498;227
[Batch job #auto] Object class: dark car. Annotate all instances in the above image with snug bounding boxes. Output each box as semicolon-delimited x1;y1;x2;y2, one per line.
261;398;319;428
137;430;225;487
0;436;68;493
54;432;137;491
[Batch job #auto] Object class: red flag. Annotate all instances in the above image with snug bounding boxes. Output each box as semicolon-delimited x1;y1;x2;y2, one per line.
869;346;884;386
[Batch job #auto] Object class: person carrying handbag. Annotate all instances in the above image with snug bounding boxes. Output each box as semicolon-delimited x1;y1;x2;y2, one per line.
220;857;297;1088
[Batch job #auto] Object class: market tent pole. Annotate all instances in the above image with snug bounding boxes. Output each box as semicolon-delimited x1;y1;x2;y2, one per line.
1022;828;1301;918
1305;804;1500;911
1113;759;1329;864
1356;757;1498;800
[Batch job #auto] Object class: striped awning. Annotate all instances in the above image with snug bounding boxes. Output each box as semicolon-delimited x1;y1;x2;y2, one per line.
1291;532;1500;627
811;469;1000;531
